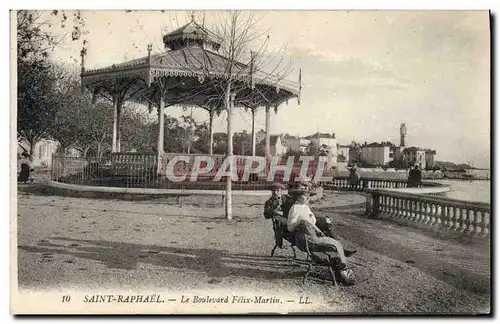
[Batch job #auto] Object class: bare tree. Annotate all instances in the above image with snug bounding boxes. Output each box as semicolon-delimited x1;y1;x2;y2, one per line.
165;10;295;220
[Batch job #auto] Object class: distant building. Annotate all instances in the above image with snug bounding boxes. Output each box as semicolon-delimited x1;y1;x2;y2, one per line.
304;132;338;164
425;149;436;168
283;134;300;152
339;123;436;169
17;138;80;168
299;138;311;152
255;130;266;145
337;144;350;163
260;134;287;156
359;142;394;166
403;146;427;169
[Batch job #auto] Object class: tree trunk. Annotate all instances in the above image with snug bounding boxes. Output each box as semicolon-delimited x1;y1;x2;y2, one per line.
28;138;37;162
83;145;91;158
265;106;271;158
225;82;233;220
209;110;214;155
251;108;256;156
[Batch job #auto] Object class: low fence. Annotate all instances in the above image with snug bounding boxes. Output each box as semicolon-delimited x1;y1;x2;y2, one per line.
367;189;491;238
50;153;321;190
50;153;450;192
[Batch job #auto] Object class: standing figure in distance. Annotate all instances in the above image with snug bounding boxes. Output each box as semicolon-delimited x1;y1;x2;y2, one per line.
18;152;34;184
348;164;360;190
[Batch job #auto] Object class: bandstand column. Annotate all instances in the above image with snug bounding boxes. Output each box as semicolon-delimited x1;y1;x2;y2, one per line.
157;94;166;155
156;93;166;175
251;108;256;156
265;106;271;158
112;96;118;153
116;103;122;153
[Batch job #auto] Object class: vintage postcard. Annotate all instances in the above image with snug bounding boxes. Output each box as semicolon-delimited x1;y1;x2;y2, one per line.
11;9;491;315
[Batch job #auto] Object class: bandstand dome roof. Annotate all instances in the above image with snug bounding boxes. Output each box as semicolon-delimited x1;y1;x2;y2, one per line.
162;19;222;52
81;18;301;109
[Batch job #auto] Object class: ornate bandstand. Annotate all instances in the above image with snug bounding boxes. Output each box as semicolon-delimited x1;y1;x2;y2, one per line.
80;16;301;180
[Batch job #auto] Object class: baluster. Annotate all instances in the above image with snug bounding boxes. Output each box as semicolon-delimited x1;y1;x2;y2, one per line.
420;202;428;224
435;205;443;229
405;200;412;221
388;197;393;216
429;204;437;227
460;208;469;233
413;201;421;222
467;210;475;235
425;202;432;224
385;196;391;216
405;199;411;220
448;206;455;231
473;210;482;237
452;207;462;232
441;205;448;228
400;198;406;219
396;197;404;219
481;211;490;237
411;200;418;221
395;197;400;218
428;203;436;226
394;198;400;219
393;197;399;218
417;201;424;223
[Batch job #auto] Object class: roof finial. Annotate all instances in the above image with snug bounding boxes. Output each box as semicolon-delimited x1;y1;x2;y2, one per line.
147;44;152;63
191;11;195;23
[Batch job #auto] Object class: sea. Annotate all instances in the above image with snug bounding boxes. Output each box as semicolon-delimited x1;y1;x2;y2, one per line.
436;179;491;204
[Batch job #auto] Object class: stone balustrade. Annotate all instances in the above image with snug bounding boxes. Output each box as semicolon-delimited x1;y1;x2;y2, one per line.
368;189;490;238
322;177;446;192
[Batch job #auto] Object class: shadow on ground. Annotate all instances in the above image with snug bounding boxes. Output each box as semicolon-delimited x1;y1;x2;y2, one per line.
18;237;329;282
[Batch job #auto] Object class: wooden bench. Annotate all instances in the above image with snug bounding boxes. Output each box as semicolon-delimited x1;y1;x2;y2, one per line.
270;216;343;286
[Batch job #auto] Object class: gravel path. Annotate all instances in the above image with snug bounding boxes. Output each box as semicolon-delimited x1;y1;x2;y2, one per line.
15;185;490;314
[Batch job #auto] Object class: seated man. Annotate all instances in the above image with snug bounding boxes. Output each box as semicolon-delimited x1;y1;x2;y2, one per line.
264;183;294;249
287;182;355;270
263;183;290;221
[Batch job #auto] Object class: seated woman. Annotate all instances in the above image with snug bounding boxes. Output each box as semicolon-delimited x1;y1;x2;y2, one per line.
287;182;354;270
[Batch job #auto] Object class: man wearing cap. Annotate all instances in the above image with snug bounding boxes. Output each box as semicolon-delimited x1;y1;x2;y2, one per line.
264;182;294;250
263;182;293;221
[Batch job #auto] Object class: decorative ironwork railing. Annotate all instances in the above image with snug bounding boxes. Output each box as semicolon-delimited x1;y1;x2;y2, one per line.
50;153;449;192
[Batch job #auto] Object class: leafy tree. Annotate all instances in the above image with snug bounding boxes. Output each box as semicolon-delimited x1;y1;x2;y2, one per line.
305;142;319;156
17;10;86;61
17;59;59;157
233;130;252;155
17;10;87;158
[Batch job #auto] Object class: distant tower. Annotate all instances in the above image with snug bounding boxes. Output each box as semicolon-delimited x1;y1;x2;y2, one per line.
400;123;407;147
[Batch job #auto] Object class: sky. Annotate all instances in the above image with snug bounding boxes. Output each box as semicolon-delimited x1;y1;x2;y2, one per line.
44;10;490;168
